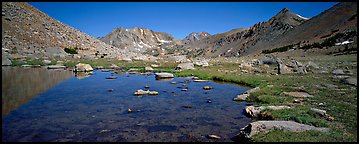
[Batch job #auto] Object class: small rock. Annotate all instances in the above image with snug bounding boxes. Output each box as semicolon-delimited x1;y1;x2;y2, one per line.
203;86;212;90
151;64;159;68
310;108;326;116
95;66;104;69
144;85;150;89
207;100;212;103
182;106;192;108
105;76;117;79
128;108;140;113
145;66;154;72
332;69;346;75
194;79;209;82
207;134;221;139
170;81;177;84
155;72;174;78
42;59;51;65
107;89;114;92
101;69;112;72
181;89;188;91
99;130;111;133
148;91;159;95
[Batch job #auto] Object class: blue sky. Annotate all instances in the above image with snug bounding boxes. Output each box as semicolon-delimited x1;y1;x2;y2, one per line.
29;2;338;39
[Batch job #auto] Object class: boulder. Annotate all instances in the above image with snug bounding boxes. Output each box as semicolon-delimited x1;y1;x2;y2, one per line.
74;63;93;72
110;64;119;69
332;69;346;75
155;72;174;78
194;60;209;67
237;121;330;138
310;108;327;116
2;55;12;66
151;64;159;68
245;106;290;117
45;47;67;58
278;62;292;74
340;77;357;86
145;66;154;72
258;54;279;66
42;59;52;65
176;63;195;70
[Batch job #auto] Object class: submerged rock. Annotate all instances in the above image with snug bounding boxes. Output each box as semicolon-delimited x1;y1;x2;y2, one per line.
203;86;212;90
105;76;117;79
133;89;159;95
237;121;330;138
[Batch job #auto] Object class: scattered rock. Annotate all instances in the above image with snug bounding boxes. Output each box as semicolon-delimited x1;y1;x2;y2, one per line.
237;121;330;138
310;108;327;117
2;55;12;66
245;106;290;117
332;69;346;75
99;130;111;133
101;69;112;72
151;64;159;68
155;72;174;78
207;134;221;139
234;87;260;101
128;108;140;113
283;92;313;98
203;86;212;90
47;65;66;69
95;66;104;69
110;64;119;69
42;59;51;65
340;77;357;86
194;79;209;82
21;64;32;67
145;66;154;72
148;91;159;95
176;63;195;70
133;89;159;95
105;76;117;79
74;63;93;72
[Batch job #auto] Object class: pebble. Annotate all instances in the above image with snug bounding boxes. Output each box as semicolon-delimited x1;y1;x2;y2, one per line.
207;134;221;139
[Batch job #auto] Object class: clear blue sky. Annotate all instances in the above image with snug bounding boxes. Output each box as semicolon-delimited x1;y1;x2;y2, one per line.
29;2;338;39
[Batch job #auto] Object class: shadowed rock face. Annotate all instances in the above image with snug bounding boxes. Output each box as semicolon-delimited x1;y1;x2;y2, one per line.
2;67;72;116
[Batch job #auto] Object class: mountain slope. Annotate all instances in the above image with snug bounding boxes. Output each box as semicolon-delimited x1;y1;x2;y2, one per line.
182;7;308;58
100;27;183;56
246;2;357;55
2;2;129;59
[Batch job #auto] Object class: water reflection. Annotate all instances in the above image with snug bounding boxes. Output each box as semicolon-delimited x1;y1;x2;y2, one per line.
2;67;72;116
75;71;94;79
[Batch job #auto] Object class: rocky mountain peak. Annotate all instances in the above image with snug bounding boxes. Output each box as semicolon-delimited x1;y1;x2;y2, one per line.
183;32;211;44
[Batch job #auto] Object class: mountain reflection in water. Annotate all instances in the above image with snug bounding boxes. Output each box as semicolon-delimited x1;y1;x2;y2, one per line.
2;67;72;116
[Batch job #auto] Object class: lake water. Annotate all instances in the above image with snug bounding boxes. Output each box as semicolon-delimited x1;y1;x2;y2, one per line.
2;67;252;142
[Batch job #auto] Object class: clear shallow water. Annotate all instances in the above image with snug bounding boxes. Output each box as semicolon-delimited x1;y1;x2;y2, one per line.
2;68;252;142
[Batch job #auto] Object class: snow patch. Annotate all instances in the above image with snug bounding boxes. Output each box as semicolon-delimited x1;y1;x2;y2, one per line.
335;40;354;46
296;14;309;20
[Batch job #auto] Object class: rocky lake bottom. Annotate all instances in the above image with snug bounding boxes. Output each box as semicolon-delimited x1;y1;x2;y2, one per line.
2;67;252;142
